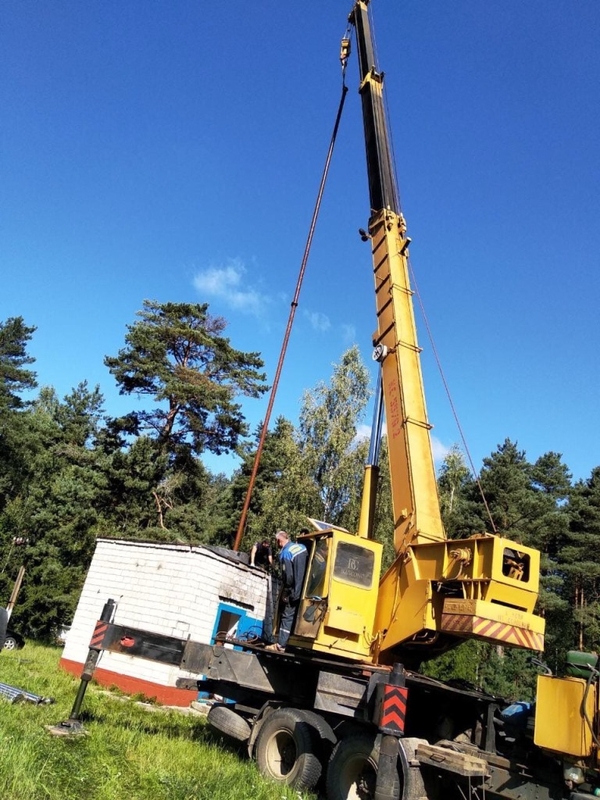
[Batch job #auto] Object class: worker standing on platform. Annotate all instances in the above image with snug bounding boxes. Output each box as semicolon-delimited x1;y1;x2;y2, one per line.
266;531;307;652
250;538;273;570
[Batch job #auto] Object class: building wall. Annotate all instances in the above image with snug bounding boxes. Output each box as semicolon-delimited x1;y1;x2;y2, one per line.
60;539;269;705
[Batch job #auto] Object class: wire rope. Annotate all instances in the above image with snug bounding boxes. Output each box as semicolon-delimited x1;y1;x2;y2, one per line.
408;259;498;533
233;70;350;551
369;0;498;532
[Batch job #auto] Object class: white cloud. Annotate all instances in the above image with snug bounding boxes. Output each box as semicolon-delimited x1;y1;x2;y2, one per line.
354;422;385;448
355;424;371;442
431;435;450;465
193;258;268;317
304;310;331;332
341;323;356;343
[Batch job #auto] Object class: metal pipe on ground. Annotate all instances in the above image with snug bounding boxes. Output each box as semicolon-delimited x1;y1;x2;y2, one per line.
0;681;53;705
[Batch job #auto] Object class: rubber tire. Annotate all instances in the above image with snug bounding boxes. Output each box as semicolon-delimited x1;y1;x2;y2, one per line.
295;709;337;758
326;732;400;800
3;634;19;651
207;704;251;742
255;708;322;790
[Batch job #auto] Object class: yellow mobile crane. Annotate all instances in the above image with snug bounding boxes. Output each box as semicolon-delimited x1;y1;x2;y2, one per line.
76;4;600;799
287;1;544;667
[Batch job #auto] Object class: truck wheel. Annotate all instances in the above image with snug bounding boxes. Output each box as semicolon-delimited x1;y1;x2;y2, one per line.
255;708;322;790
326;732;399;800
207;704;251;742
295;709;337;758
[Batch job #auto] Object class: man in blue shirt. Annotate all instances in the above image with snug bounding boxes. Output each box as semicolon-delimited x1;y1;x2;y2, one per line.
266;530;307;652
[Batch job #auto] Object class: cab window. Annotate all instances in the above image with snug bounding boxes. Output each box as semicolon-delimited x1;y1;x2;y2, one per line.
305;538;330;598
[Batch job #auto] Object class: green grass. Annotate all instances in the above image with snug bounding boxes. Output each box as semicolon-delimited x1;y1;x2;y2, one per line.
0;643;313;800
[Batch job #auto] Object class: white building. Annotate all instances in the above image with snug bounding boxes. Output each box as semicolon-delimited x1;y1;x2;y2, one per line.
60;538;270;706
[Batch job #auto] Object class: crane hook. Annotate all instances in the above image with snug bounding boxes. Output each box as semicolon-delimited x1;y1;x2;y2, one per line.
340;35;351;74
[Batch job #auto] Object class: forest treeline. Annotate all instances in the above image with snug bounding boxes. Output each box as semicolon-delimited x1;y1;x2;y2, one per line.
1;303;598;700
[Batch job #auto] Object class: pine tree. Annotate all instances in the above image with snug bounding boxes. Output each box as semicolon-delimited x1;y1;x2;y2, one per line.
0;316;37;410
0;384;108;640
561;468;600;653
105;300;268;457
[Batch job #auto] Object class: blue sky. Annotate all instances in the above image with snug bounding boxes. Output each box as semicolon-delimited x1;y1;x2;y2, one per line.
2;1;599;483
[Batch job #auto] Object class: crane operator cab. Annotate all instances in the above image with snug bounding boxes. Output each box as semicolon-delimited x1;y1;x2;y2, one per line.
286;519;544;665
288;521;382;661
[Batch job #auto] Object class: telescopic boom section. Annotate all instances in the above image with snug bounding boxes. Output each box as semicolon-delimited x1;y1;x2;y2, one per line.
350;1;445;555
348;2;544;660
352;1;398;214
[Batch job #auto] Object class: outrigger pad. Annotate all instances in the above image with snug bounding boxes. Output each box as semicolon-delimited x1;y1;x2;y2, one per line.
46;719;88;737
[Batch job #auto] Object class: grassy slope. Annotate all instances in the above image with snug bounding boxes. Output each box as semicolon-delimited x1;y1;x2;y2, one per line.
0;643;311;800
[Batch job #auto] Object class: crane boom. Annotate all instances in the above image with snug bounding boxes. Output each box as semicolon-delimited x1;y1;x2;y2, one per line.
351;0;444;555
352;1;398;214
286;1;545;664
349;1;544;660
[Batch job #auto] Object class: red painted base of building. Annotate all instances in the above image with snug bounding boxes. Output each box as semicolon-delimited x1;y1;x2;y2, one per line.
60;658;198;707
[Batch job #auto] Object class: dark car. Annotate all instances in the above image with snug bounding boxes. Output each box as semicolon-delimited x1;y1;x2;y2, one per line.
3;630;25;651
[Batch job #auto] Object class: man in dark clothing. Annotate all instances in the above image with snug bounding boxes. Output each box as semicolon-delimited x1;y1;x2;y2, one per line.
266;530;307;652
250;539;273;570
